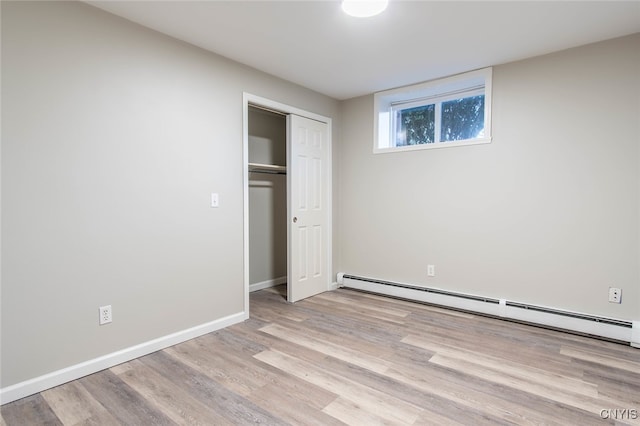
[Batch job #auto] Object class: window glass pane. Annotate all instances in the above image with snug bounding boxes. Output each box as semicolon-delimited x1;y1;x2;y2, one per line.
395;104;435;146
440;95;485;142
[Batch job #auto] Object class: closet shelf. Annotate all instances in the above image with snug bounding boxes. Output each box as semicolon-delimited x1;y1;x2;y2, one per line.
248;162;287;174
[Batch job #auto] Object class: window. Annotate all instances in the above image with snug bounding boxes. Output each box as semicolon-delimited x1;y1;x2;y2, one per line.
374;68;492;153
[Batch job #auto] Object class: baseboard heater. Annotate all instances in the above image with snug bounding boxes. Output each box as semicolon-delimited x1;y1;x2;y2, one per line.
337;273;639;347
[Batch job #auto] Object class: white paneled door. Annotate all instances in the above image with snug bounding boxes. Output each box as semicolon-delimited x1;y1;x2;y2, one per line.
287;115;329;302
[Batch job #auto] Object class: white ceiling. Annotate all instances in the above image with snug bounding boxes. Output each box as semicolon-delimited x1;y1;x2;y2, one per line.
88;1;640;100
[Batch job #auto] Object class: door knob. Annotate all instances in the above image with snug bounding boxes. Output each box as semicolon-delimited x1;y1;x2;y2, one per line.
293;217;298;223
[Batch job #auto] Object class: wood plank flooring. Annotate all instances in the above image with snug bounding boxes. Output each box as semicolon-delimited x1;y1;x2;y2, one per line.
2;286;639;425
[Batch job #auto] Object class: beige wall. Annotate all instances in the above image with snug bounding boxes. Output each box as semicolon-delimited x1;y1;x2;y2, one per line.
1;1;340;388
339;34;640;321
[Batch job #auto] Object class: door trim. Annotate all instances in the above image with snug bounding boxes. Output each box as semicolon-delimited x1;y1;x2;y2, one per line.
242;93;333;313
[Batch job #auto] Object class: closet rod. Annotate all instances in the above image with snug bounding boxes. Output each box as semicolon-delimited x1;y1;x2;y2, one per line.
250;169;286;175
248;162;287;175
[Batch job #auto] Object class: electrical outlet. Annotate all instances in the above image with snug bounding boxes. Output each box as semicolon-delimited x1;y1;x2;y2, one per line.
427;265;435;277
608;287;622;304
99;305;112;325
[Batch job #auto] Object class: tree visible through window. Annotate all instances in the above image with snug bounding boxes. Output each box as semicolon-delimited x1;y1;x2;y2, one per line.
396;104;435;146
441;95;485;142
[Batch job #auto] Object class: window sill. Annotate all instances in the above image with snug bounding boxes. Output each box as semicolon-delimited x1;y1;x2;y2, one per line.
373;137;492;154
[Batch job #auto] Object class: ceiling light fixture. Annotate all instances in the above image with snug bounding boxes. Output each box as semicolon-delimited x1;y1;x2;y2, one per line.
341;0;388;18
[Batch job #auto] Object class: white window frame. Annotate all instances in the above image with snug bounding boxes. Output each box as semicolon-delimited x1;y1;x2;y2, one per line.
374;68;492;153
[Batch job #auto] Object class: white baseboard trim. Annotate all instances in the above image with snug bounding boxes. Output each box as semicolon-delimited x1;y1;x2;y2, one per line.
329;281;339;291
249;276;286;292
0;311;247;405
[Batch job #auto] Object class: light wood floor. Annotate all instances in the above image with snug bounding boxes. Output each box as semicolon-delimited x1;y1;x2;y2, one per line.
2;286;639;425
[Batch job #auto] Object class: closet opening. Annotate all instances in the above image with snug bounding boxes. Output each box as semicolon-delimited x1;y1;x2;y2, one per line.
247;105;288;297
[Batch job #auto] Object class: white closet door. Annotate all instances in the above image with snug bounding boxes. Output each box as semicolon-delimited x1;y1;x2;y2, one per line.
287;115;329;302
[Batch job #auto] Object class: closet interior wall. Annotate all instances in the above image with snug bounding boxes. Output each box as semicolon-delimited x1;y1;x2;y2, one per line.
248;106;287;292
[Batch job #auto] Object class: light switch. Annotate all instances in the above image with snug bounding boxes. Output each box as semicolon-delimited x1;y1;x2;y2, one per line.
211;193;219;208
